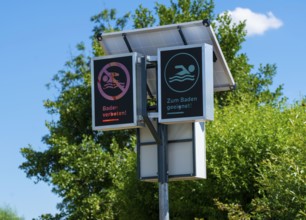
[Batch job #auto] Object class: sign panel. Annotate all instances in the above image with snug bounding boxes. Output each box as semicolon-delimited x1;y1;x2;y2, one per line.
92;53;141;130
158;44;214;124
137;121;206;182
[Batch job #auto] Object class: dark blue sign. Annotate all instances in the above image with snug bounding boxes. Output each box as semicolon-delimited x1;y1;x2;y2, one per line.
159;45;204;123
92;54;135;130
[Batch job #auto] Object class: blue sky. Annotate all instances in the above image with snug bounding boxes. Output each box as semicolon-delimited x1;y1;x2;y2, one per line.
0;0;305;219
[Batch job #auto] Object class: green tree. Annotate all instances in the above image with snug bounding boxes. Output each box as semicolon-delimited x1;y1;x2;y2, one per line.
20;0;305;219
0;206;24;220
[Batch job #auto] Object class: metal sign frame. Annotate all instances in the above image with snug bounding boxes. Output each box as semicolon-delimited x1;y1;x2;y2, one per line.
137;121;206;182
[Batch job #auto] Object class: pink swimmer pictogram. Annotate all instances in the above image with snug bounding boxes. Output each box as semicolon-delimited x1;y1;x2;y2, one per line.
97;62;130;101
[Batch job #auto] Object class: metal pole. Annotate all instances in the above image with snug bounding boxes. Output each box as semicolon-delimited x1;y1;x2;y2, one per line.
159;182;169;220
158;123;169;220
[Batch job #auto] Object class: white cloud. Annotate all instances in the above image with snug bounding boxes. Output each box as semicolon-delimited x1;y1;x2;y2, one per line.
227;7;283;36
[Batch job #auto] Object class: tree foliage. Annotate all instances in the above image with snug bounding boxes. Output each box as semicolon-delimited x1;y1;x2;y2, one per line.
0;206;24;220
20;0;305;219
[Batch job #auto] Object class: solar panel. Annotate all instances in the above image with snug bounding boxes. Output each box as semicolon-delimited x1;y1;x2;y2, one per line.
97;19;235;95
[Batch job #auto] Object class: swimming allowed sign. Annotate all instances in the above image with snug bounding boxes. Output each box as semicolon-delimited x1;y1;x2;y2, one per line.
158;44;214;124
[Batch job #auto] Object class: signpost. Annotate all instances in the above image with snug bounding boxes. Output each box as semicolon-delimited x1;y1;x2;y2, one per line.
93;20;235;220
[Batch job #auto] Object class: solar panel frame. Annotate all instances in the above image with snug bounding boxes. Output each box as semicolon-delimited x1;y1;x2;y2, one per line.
98;20;235;93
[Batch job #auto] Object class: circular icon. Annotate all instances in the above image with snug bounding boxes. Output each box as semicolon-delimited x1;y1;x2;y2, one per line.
164;53;200;93
97;62;130;100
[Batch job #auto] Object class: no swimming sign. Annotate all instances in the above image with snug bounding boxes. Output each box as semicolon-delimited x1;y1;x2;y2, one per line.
92;53;141;130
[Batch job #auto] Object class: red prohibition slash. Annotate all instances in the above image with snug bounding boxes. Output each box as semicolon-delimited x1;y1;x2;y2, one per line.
97;62;130;101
